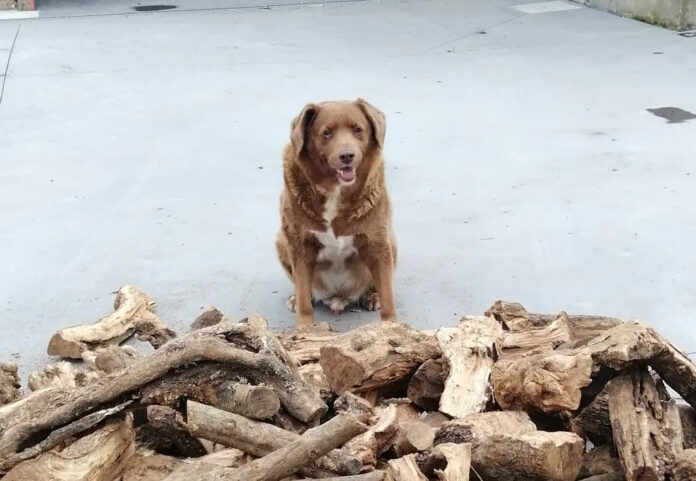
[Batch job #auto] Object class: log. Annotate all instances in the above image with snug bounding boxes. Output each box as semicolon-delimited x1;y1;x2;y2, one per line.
334;392;374;417
679;405;696;449
186;400;362;476
215;382;280;420
27;361;98;391
422;412;450;429
191;306;228;331
500;315;572;359
0;321;326;472
578;445;622;479
47;285;176;358
121;451;183;481
432;443;471;481
280;323;339;364
434;411;536;446
344;404;404;470
396;422;435;456
492;349;593;412
437;316;502;418
295;474;384;481
607;367;683;481
271;408;315;434
580;474;625;481
300;363;332;402
164;412;367;481
0;362;20;406
4;415;135;481
572;385;612;444
472;431;584;481
672;449;696;481
406;359;444;410
386;454;428;481
319;322;440;393
147;405;207;458
82;345;144;374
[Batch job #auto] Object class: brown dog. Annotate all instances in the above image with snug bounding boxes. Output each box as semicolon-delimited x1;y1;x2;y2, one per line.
276;99;397;328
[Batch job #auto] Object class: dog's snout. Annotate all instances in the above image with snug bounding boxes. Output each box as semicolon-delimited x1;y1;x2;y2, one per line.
339;151;355;164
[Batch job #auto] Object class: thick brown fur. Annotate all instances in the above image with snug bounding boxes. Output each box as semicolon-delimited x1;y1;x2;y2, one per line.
276;99;397;328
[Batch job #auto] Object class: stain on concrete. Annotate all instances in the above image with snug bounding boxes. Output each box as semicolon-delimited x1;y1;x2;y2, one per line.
133;5;177;11
647;107;696;123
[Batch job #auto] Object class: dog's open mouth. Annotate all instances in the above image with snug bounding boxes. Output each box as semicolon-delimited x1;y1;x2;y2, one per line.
336;166;356;183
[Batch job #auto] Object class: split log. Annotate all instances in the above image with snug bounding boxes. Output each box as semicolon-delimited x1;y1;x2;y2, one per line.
396;422;435;456
294;474;384;481
300;363;332;402
578;445;622;479
437;316;502;418
607;367;683;481
121;451;183;481
406;359;444;410
319;322;440;393
28;361;98;391
280;323;339;364
215;382;280;420
0;321;326;472
432;443;471;481
191;306;228;331
492;349;593;412
500;315;572;359
186;400;362;476
198;448;254;467
679;405;696;449
344;404;403;470
47;285;176;358
4;415;135;481
334;392;374;417
572;385;611;444
422;411;450;429
672;449;696;481
82;345;144;374
147;405;207;458
164;412;367;481
0;362;20;406
472;431;584;481
434;411;536;446
386;454;428;481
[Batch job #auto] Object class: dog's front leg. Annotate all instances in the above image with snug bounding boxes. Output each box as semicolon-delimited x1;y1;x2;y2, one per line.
293;258;315;328
361;243;397;323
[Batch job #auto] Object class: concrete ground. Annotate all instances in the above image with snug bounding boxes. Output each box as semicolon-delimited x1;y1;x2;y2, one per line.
1;0;695;381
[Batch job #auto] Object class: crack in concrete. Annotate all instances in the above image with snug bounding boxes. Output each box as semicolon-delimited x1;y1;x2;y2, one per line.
0;24;20;108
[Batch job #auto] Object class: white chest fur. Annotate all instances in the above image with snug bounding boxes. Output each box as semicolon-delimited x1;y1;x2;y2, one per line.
313;187;356;264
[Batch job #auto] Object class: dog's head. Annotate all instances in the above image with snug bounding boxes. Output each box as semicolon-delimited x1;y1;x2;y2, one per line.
290;98;386;187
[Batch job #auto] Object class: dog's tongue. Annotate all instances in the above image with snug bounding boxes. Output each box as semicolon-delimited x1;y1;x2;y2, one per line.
337;166;355;182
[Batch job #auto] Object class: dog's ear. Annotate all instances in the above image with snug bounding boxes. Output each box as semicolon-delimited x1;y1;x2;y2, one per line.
356;98;386;148
290;103;317;155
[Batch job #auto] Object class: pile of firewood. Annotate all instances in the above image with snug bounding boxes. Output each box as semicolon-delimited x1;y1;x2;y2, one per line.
1;285;696;481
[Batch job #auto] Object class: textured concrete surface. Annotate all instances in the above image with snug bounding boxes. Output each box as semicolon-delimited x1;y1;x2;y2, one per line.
576;0;696;31
1;0;695;381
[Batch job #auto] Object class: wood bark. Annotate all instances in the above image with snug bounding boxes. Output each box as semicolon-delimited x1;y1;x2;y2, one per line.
186;400;362;476
47;285;176;358
472;431;584;481
146;405;207;458
672;449;696;481
294;474;384;481
191;306;228;331
432;443;471;481
434;411;536;446
164;412;367;481
492;349;593;413
280;323;339;364
607;367;683;481
500;315;572;359
406;359;444;410
28;361;98;391
120;451;183;481
4;415;135;481
319;322;440;393
215;382;280;420
0;362;20;406
395;422;435;456
82;345;144;374
334;392;374;417
578;445;622;479
386;454;428;481
437;316;502;418
299;362;332;402
0;321;326;472
572;385;612;444
679;404;696;449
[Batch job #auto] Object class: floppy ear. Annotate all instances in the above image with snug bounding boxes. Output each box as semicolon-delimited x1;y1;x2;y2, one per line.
356;98;386;148
290;103;317;155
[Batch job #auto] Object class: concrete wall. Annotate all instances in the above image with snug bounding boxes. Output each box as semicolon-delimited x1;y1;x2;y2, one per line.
576;0;696;30
0;0;34;10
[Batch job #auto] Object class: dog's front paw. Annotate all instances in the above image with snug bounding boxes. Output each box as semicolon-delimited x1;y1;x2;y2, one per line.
286;295;297;313
360;292;381;311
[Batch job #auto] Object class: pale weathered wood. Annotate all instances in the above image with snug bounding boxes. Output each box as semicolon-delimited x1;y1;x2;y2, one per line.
319;322;440;393
4;416;135;481
187;400;362;476
386;454;428;481
500;315;572;359
437;316;502;418
47;285;176;358
120;451;183;481
165;413;367;481
294;473;384;481
344;404;401;470
607;367;683;481
280;323;339;364
146;405;207;458
434;411;536;446
28;361;98;391
422;412;450;429
191;306;229;331
0;362;20;406
679;404;696;449
396;422;435;456
215;382;280;420
334;392;374;417
492;349;593;412
299;363;332;402
578;445;622;479
672;449;696;481
406;359;444;410
472;431;584;481
82;345;144;374
432;443;471;481
0;321;326;472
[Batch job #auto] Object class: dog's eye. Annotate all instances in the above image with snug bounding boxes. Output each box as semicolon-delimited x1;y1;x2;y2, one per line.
353;126;363;135
322;129;332;139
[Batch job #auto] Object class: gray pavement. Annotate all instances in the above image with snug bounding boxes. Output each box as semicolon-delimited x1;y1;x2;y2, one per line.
1;0;695;381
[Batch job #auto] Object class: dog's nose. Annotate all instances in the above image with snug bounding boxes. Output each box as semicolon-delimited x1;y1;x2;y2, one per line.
339;151;355;164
